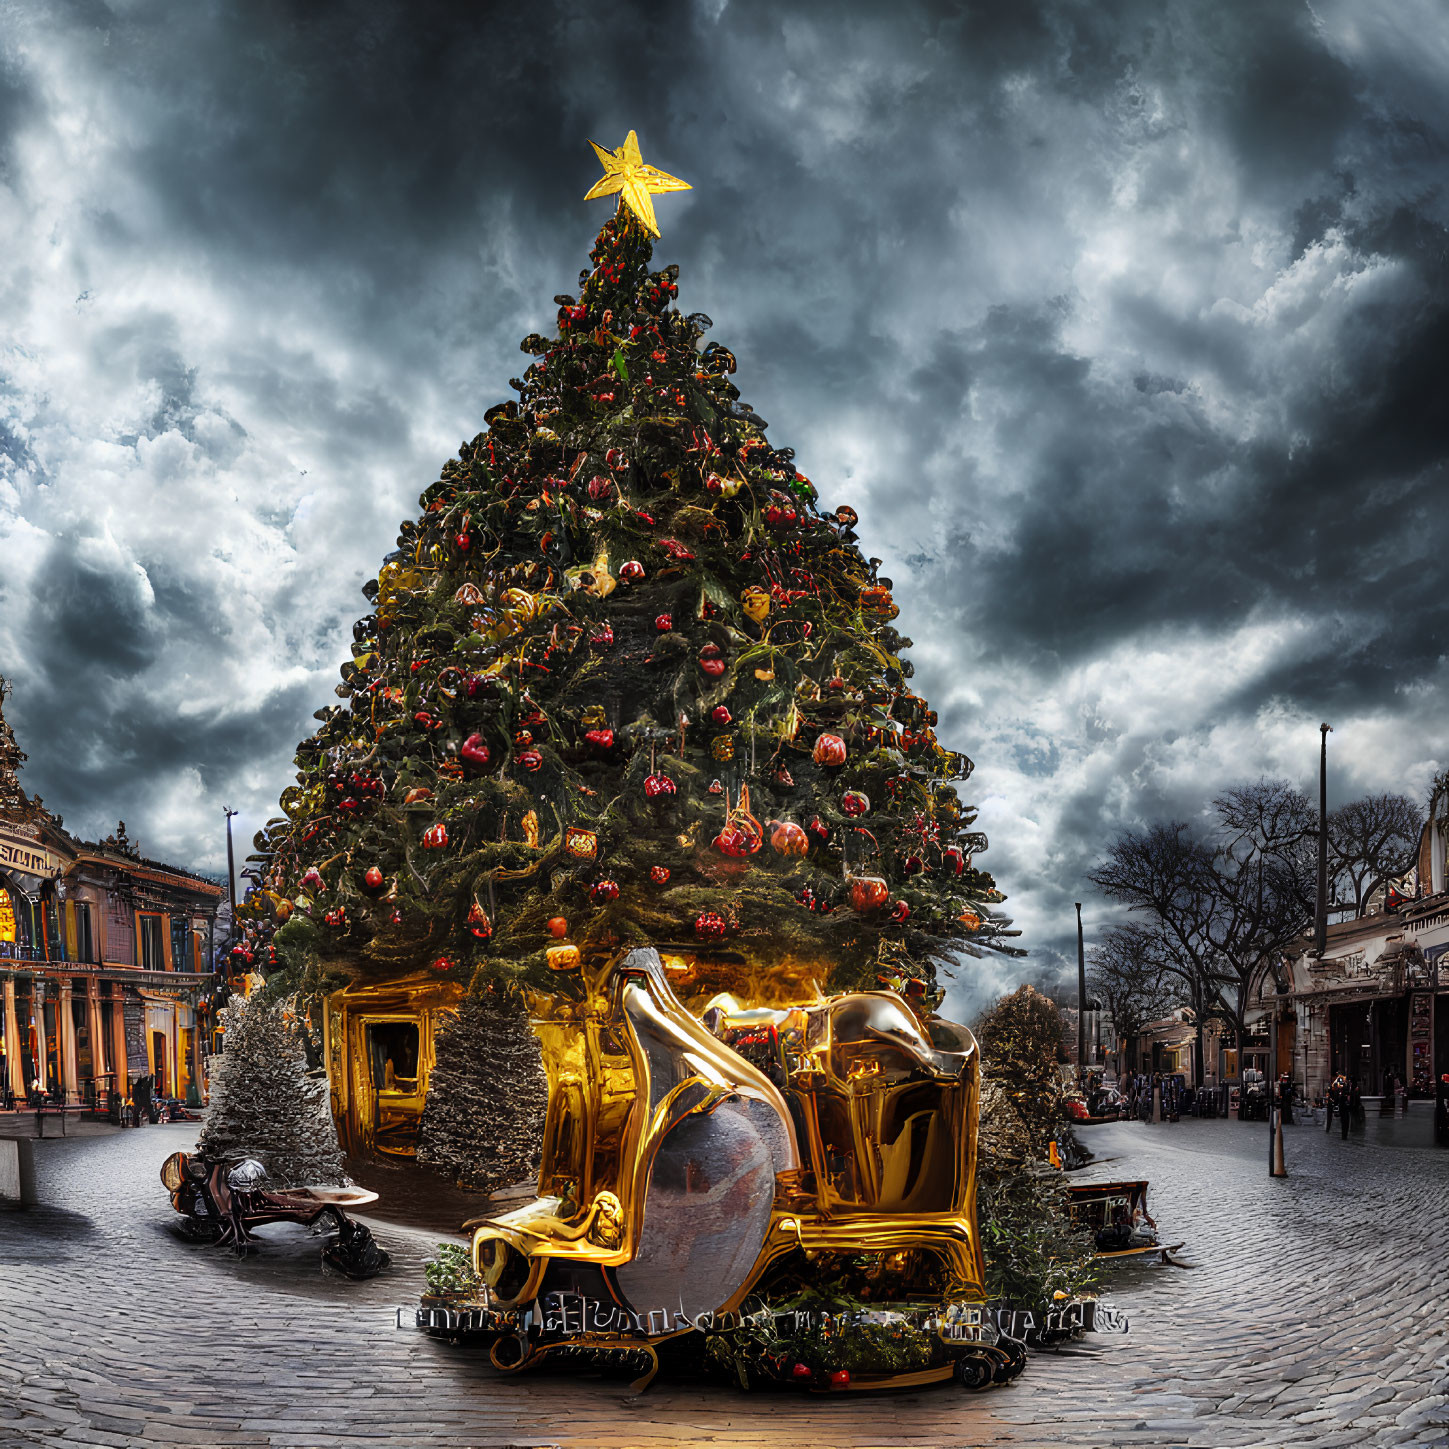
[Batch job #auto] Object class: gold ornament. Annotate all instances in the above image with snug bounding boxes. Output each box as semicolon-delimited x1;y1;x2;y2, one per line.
583;129;692;238
565;827;599;860
739;586;771;624
468;947;989;1393
522;810;540;849
547;943;581;972
710;733;736;762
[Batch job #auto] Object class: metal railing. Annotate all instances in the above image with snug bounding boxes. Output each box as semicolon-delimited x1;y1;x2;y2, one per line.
0;942;47;963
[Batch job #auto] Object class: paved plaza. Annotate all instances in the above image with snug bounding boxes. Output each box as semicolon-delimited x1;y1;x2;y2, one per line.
0;1114;1446;1449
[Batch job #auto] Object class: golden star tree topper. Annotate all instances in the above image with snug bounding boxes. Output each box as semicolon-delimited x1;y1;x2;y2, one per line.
583;129;691;237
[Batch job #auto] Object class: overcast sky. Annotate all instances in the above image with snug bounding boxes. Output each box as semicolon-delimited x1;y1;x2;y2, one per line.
1;0;1446;1007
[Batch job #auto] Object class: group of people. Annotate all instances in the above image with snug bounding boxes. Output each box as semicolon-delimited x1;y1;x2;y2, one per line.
1325;1075;1364;1140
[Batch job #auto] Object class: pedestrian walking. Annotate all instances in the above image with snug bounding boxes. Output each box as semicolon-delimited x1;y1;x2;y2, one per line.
1339;1078;1356;1140
1327;1075;1344;1133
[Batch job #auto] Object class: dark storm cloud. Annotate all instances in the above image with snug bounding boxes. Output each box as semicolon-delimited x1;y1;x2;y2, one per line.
1;0;1446;984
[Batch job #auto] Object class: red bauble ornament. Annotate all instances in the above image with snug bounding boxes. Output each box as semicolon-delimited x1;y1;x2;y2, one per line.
827;675;847;693
644;773;677;799
694;910;728;939
889;899;912;924
389;907;404;925
323;907;346;928
591;879;620;903
797;886;816;911
583;728;615;752
590;625;615;648
299;867;324;893
454;531;472;552
460;733;491;771
422;823;449;849
336;797;359;815
655;613;673;632
812;734;847;767
467;902;493;940
465;673;495;700
901;854;924;876
619;560;645;583
770;821;809;857
715;822;761;858
830;1369;851;1390
547;916;568;938
587;474;613;501
362;866;384;893
841;790;870;817
518;749;543;771
710;704;732;725
649;865;671;885
942;845;965;876
807;816;830;845
849;876;889;912
430;955;455;973
792;1363;812;1383
700;657;726;679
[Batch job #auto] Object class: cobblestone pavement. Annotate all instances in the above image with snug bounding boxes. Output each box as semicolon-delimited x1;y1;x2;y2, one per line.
1;1116;1446;1449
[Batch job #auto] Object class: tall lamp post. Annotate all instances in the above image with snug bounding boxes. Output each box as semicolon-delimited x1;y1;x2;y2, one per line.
1075;902;1087;1090
223;807;238;917
1315;724;1332;956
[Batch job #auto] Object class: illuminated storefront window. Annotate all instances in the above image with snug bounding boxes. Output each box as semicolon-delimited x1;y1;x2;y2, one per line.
0;886;15;943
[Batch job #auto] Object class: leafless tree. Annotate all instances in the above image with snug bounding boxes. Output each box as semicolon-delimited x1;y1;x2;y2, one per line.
1087;924;1179;1076
1089;822;1224;1082
1329;793;1425;915
1091;780;1316;1078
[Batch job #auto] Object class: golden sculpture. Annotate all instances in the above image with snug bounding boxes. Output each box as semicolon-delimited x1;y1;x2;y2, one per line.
420;946;1020;1393
584;130;691;237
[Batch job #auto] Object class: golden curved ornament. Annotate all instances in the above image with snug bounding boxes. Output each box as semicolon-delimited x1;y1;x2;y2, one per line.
463;946;988;1387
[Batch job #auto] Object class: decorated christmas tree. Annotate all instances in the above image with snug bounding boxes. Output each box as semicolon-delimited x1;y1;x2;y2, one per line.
231;129;1035;1393
417;987;547;1191
0;676;45;825
241;132;1013;1020
197;993;348;1188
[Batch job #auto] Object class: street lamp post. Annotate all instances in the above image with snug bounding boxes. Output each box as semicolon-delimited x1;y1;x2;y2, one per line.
223;808;238;918
1315;724;1332;956
1075;902;1087;1091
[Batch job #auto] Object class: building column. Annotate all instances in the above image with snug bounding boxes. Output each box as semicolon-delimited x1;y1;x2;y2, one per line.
3;978;24;1099
58;981;79;1104
86;980;106;1093
111;994;129;1098
193;1010;206;1103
